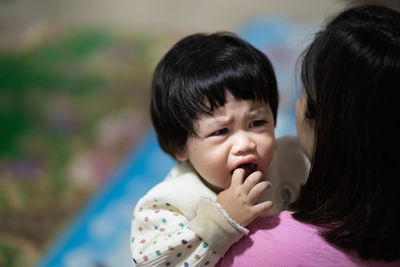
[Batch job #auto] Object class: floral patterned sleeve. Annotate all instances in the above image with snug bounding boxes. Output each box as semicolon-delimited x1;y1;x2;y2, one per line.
130;196;246;267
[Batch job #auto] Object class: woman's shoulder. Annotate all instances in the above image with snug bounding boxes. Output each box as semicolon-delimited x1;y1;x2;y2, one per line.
247;211;320;250
219;211;400;267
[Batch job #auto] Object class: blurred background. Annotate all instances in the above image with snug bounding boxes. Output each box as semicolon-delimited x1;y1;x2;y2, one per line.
1;0;398;266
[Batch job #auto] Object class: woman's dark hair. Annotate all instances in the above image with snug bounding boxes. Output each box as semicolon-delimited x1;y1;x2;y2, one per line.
291;5;400;261
151;32;278;158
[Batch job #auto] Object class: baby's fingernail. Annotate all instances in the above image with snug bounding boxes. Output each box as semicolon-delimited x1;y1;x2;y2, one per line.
233;168;244;175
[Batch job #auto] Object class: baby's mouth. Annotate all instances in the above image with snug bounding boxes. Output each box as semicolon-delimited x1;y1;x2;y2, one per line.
231;163;258;178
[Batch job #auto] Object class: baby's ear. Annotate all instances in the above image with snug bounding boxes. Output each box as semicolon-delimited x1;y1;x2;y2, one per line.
174;150;188;162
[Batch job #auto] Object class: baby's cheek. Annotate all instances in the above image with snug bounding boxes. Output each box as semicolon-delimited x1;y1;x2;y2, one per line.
261;144;275;171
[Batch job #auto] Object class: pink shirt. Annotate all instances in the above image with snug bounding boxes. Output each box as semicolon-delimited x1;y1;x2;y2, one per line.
218;211;400;266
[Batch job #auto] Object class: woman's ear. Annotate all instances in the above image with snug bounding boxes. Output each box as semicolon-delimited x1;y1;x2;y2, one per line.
175;150;188;162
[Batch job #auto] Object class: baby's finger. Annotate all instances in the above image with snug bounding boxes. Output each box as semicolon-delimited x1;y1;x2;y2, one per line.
241;171;263;193
230;168;245;187
247;181;271;204
252;200;273;217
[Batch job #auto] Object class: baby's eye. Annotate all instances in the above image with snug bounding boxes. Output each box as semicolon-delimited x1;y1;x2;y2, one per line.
209;128;228;136
249;120;267;128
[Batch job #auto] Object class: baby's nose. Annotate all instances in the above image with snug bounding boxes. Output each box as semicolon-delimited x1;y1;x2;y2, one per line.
232;132;256;155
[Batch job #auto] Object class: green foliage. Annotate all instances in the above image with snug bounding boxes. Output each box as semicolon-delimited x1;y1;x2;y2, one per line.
0;242;20;267
0;31;112;157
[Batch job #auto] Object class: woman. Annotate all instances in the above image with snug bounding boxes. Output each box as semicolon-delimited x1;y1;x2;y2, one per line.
218;4;400;266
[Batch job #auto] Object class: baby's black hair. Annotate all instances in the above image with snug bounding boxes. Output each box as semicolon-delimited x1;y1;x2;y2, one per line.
151;32;278;158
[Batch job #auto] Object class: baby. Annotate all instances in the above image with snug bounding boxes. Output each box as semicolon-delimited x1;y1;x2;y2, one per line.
130;32;308;266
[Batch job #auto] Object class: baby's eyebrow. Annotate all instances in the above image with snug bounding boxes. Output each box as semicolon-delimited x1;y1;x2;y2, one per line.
250;108;271;117
194;117;228;135
207;119;230;128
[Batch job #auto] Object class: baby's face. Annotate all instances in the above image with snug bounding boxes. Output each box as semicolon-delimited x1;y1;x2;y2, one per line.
176;92;275;191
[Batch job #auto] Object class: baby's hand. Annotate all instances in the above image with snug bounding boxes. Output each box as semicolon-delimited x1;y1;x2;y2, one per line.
216;168;273;227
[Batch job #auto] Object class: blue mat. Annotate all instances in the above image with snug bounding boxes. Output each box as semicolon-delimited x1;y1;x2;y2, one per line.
36;18;315;267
